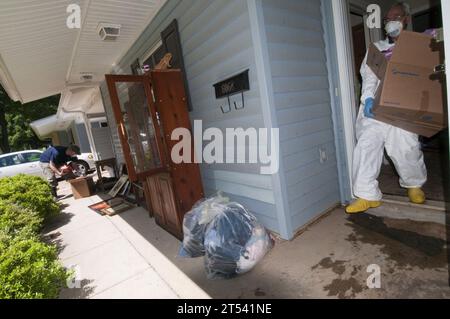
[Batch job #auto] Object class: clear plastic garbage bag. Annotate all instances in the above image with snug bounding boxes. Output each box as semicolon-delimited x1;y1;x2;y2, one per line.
204;203;273;279
237;223;273;274
178;192;230;258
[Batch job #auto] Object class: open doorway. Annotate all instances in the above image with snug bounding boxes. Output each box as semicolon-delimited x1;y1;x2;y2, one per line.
346;0;447;202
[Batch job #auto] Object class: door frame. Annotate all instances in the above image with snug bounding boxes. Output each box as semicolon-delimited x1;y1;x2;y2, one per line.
332;0;450;201
329;0;358;200
442;1;450;145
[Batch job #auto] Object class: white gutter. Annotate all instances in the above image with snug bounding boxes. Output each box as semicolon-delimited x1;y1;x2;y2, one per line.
30;115;73;140
57;85;107;161
60;107;98;161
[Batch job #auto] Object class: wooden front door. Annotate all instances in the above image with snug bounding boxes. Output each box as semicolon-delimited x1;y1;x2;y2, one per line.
150;70;204;216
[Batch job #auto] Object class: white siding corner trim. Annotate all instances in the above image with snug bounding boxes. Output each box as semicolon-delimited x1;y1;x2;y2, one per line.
247;0;293;239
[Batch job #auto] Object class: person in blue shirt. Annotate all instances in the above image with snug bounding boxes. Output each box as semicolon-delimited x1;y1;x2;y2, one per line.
39;144;81;198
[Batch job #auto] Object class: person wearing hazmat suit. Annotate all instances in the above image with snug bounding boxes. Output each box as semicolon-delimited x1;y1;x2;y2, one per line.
346;2;427;214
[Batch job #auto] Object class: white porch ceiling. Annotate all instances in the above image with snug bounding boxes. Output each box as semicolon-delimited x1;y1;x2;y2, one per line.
0;0;167;103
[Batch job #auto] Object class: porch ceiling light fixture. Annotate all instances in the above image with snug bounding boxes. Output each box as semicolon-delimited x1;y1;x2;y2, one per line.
97;23;121;41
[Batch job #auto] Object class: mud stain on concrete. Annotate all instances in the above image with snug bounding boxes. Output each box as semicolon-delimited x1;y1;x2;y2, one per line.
311;257;347;275
312;257;365;298
346;214;447;269
324;278;364;299
312;257;366;298
351;265;362;276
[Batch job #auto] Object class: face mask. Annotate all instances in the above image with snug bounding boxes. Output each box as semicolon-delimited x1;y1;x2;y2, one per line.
385;20;403;38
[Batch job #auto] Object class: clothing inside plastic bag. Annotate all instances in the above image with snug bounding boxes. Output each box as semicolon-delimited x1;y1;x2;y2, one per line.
203;203;273;280
179;193;273;279
237;223;273;274
179;193;230;258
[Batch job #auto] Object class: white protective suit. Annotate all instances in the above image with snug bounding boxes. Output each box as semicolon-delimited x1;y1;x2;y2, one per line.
352;38;427;201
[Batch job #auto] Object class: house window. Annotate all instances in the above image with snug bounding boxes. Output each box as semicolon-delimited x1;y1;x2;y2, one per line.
142;45;166;70
129;19;192;111
131;41;165;75
22;152;41;163
91;122;100;129
0;154;21;167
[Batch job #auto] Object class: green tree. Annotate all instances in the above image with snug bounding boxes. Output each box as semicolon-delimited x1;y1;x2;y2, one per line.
0;87;10;153
0;85;59;153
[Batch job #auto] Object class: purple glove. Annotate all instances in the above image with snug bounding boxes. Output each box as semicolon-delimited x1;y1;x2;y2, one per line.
423;28;437;38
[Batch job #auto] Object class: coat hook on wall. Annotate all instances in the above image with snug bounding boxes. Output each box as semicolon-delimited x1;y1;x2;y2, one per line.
213;69;250;115
234;92;245;110
221;96;232;114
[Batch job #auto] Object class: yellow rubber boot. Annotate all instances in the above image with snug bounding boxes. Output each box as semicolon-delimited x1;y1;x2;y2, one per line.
408;188;425;204
345;198;381;214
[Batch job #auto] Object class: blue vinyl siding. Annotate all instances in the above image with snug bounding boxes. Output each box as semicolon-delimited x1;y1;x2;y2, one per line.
261;0;340;233
100;0;280;234
99;0;347;239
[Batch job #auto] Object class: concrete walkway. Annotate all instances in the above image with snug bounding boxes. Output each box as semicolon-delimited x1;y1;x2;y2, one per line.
44;181;450;299
43;181;209;299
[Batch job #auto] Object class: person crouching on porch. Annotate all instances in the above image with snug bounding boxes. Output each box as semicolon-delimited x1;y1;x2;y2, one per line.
39;144;81;199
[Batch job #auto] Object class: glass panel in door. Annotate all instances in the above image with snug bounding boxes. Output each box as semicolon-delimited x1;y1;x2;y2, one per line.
114;81;162;174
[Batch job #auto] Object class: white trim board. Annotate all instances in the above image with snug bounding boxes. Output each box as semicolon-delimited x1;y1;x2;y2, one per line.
247;0;293;239
330;0;358;198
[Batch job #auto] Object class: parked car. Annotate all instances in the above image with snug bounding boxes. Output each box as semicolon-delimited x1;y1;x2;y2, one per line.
73;153;96;176
0;150;96;179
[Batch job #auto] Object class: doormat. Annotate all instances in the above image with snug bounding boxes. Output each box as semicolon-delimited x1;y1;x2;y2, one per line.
88;197;135;216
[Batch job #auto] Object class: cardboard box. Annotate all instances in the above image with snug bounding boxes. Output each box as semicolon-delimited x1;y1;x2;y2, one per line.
367;31;446;137
68;176;95;199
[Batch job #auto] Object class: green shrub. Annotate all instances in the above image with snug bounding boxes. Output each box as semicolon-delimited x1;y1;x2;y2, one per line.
0;200;43;237
0;174;59;219
0;175;68;299
0;231;69;299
